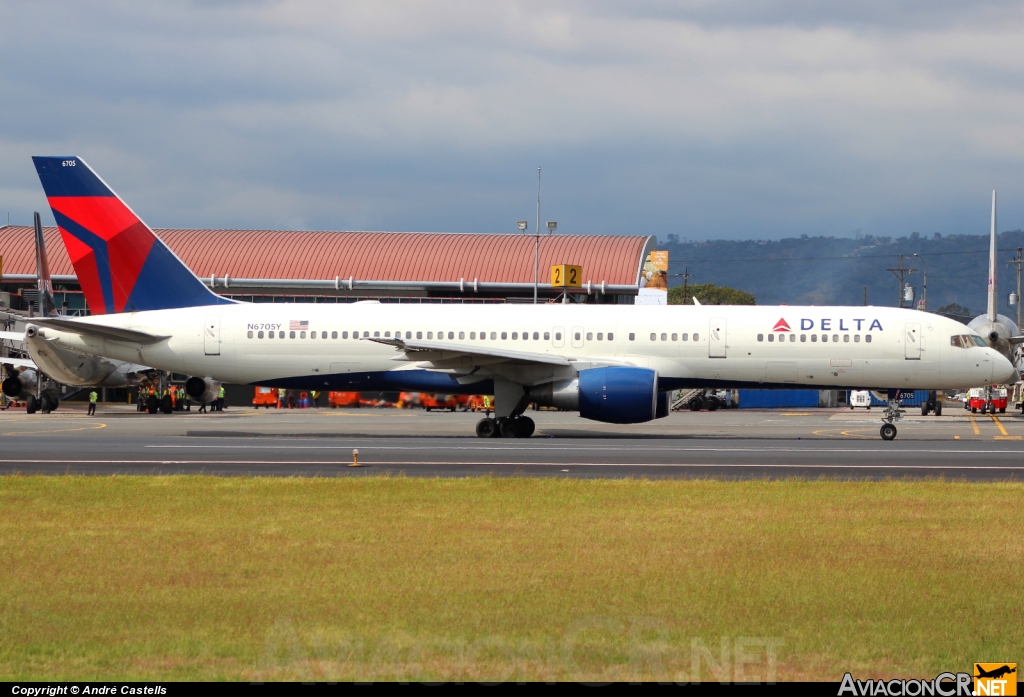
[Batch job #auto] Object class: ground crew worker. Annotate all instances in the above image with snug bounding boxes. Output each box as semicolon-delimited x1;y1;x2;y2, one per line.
198;397;207;413
217;385;226;411
483;395;492;414
88;390;98;416
311;390;320;408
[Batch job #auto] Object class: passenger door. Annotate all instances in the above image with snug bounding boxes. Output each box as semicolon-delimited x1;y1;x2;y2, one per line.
904;323;921;360
709;317;727;358
204;315;221;356
571;326;584;349
552;326;565;348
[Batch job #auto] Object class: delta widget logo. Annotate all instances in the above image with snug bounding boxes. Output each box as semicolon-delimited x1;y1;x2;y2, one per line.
773;318;792;332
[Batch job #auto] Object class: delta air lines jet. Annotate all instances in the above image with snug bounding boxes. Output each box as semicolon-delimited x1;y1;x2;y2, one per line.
24;156;1016;440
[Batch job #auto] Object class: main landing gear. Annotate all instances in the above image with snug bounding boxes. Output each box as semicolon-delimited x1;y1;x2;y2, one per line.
476;415;535;438
880;396;904;441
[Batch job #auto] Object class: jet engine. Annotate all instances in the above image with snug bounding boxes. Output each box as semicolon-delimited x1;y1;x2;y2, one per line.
2;369;37;401
185;376;222;404
530;367;664;424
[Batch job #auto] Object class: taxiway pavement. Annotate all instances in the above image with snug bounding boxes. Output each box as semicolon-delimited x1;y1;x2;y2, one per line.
1;404;1022;480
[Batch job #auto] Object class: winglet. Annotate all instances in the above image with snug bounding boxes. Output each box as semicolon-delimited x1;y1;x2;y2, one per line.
30;156;233;314
33;212;57;317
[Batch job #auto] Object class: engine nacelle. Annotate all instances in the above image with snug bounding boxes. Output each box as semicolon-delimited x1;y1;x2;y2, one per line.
185;376;221;403
2;370;37;400
531;367;660;424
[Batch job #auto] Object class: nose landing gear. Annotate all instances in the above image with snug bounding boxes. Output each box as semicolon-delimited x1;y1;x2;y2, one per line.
880;395;904;441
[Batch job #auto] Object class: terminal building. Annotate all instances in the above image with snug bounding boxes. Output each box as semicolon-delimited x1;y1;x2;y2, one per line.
0;226;657;313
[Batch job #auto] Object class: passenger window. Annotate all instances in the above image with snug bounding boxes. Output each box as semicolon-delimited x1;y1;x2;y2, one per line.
854;335;860;343
768;334;774;342
587;332;594;341
374;331;380;338
339;331;346;339
491;332;497;340
800;334;806;342
670;333;676;341
384;331;390;337
629;333;635;341
821;334;827;342
322;331;328;339
470;332;476;340
459;331;465;340
692;333;699;341
608;332;614;340
554;332;561;341
448;331;455;340
833;335;838;343
843;334;850;343
416;331;422;339
575;332;582;341
650;333;656;341
427;332;433;339
681;333;688;341
658;333;665;341
501;332;507;340
597;332;604;341
811;334;817;342
512;332;518;340
865;335;872;343
533;332;539;340
544;332;550;340
247;330;254;338
256;331;262;339
789;334;795;342
289;331;296;339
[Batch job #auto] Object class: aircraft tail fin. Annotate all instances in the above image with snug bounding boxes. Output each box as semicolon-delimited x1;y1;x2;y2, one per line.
33;212;58;318
30;156;232;315
988;190;998;322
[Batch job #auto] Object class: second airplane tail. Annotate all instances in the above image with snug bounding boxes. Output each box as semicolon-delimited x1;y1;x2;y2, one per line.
31;156;233;315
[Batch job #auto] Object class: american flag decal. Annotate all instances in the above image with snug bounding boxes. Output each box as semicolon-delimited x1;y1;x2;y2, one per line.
289;320;309;330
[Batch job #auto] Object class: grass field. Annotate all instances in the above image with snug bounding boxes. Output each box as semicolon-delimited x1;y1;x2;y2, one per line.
0;475;1020;682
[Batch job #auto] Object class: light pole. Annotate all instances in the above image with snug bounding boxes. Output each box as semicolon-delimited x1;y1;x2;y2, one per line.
518;220;535;304
913;253;927;311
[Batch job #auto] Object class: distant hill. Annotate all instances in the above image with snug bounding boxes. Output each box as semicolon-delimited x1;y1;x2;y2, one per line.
658;230;1024;319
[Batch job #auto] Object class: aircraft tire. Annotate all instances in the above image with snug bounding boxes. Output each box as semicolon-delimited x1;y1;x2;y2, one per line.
147;396;159;414
516;416;536;438
704;398;718;412
40;395;57;413
971;407;977;413
1000;407;1006;413
499;418;514;438
161;395;174;414
935;403;942;416
26;395;38;414
921;404;928;416
475;418;497;438
880;423;897;441
688;399;701;411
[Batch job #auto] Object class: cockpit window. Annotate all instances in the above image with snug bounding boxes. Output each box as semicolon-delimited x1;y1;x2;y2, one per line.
951;334;987;348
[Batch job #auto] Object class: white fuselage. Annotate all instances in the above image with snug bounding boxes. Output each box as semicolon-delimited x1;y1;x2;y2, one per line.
27;303;1015;395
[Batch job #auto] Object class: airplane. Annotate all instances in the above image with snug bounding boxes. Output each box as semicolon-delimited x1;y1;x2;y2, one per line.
1;211;154;413
966;191;1024;362
975;665;1016;680
21;156;1017;440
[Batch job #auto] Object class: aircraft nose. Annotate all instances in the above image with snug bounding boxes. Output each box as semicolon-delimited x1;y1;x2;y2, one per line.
991;351;1016;384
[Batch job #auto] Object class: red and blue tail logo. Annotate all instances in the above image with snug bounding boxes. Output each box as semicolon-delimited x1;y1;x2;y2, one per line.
31;156;232;314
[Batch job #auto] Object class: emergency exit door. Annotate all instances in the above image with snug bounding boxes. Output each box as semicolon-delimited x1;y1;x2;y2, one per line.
709;318;727;358
904;322;921;359
204;315;221;356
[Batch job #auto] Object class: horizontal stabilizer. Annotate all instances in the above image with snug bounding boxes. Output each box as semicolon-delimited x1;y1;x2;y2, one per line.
27;318;169;345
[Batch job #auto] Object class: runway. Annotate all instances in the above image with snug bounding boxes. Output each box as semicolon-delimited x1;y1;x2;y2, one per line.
1;404;1023;480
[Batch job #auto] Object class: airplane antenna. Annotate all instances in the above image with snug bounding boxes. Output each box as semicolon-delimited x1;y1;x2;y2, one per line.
988;190;998;322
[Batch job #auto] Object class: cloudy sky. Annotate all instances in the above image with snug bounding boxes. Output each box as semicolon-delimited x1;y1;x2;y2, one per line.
3;0;1024;240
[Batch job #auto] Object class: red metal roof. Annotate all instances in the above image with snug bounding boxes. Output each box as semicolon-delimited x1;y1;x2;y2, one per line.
0;227;650;286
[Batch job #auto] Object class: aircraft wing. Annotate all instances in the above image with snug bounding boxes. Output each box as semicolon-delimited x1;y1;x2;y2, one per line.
27;318;169;345
0;331;25;342
367;337;572;366
1008;336;1024;344
1;357;37;370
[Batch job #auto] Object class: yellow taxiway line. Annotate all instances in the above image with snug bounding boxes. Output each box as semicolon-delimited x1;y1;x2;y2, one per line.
989;413;1022;439
967;414;981;435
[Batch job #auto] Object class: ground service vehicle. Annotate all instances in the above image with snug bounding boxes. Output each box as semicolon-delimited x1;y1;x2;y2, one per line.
967;387;1007;413
253;386;279;408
